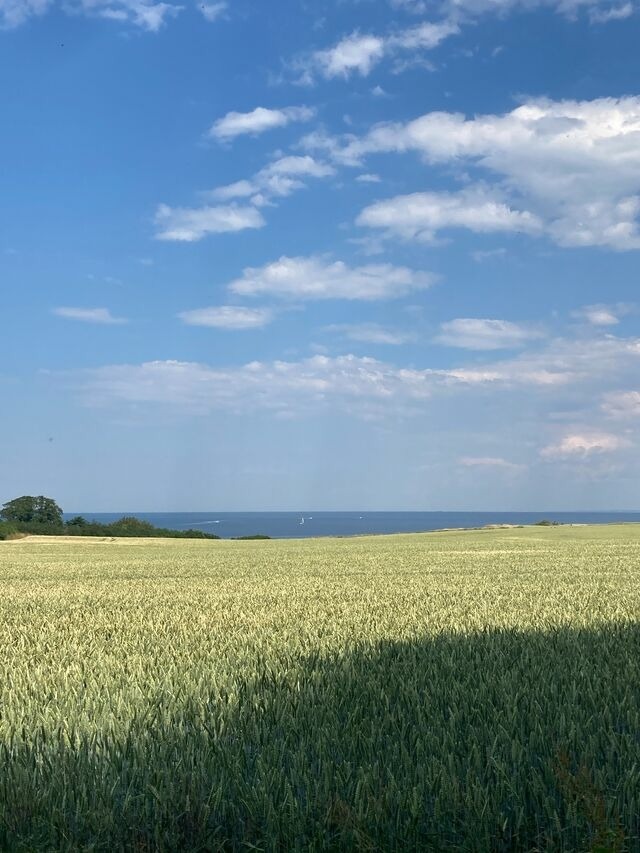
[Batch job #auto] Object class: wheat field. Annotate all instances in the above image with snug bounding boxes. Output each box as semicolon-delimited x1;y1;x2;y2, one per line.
1;525;639;851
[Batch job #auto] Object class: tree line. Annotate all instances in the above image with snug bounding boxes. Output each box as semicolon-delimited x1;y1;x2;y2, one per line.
0;496;221;540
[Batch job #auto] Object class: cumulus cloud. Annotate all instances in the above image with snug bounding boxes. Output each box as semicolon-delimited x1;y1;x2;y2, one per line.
208;106;315;142
435;318;544;350
227;256;435;301
317;97;640;251
540;431;630;457
0;0;182;30
357;187;542;242
154;203;265;241
179;306;273;330
53;307;127;324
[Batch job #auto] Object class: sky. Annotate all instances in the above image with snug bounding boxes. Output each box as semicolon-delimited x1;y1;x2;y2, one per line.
1;0;640;511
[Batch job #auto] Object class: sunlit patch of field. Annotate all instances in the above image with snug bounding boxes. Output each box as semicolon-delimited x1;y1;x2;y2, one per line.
1;526;640;851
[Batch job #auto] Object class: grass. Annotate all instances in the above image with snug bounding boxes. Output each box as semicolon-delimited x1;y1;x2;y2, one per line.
1;525;640;851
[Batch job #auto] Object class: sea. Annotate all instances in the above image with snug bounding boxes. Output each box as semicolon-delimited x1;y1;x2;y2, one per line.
63;511;640;540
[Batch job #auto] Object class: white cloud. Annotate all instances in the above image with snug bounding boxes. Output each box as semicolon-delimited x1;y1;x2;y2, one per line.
571;303;633;326
602;390;640;418
297;20;458;82
0;0;183;30
323;97;640;251
208;106;315;142
126;2;181;30
179;305;273;330
436;318;544;350
356;173;382;183
66;332;640;427
77;355;434;413
314;33;386;78
325;323;415;345
199;1;225;21
227;256;435;300
433;0;634;19
154;203;265;241
541;431;630;457
589;2;633;21
388;20;460;50
458;456;524;469
211;155;334;205
466;334;640;387
53;307;127;325
357;188;542;242
293;0;628;87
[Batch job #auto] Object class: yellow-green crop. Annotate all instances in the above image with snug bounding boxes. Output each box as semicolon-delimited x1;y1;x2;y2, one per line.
1;525;640;851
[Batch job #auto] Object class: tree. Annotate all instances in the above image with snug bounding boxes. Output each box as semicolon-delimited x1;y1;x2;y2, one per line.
1;495;63;527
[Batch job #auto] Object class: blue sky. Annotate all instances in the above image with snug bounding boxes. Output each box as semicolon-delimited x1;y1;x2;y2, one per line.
1;0;640;510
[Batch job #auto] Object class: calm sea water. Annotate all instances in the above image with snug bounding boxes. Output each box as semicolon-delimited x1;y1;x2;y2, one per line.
64;511;640;540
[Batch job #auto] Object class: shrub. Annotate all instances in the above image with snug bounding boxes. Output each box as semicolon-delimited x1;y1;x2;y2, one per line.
232;534;272;540
0;521;21;540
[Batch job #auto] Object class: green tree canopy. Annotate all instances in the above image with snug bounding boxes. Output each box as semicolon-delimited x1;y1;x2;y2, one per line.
1;495;63;526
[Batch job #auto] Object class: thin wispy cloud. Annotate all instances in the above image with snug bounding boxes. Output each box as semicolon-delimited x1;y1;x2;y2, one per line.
435;318;544;350
208;106;315;142
458;456;524;470
325;322;415;345
199;1;226;21
1;0;183;30
210;155;334;206
53;307;128;325
393;0;636;20
588;2;633;22
179;306;273;329
294;21;458;83
571;303;634;326
154;203;265;241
